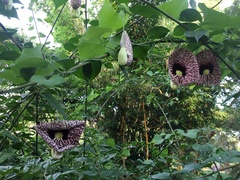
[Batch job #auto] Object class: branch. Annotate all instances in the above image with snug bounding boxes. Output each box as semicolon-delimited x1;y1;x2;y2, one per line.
0;22;22;51
41;3;66;51
211;0;223;9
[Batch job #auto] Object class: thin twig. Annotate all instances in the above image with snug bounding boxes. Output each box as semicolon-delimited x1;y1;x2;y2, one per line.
155;99;179;147
31;9;41;44
211;0;223;9
202;163;240;178
41;3;66;51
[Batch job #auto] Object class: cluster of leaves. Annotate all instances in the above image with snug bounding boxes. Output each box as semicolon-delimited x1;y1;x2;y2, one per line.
0;0;240;179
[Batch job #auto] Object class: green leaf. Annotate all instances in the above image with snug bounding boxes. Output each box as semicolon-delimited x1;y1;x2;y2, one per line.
147;26;170;39
130;4;160;18
0;30;17;41
199;3;240;33
121;148;130;157
84;26;112;39
158;0;188;19
52;0;67;10
20;67;36;81
98;1;129;32
173;23;200;37
87;90;99;101
106;138;115;148
133;46;150;59
30;74;65;86
177;129;198;138
179;9;202;22
56;58;75;71
0;50;20;60
152;172;170;179
0;5;19;19
184;29;207;42
0;70;25;85
100;153;117;163
151;134;164;145
41;92;68;119
181;163;201;172
74;60;102;81
78;38;107;60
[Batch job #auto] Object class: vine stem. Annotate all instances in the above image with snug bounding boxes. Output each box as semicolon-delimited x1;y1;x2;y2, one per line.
41;3;66;51
155;99;180;147
142;101;149;160
35;93;39;155
141;0;240;80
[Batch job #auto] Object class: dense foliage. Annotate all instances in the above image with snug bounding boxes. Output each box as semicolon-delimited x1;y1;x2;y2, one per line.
0;0;240;179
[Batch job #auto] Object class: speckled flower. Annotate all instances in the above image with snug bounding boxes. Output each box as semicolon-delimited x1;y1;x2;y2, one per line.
71;0;81;10
118;31;133;66
168;48;200;86
34;120;85;152
195;50;221;85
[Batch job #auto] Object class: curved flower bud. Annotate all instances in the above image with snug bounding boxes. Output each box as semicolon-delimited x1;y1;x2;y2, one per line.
195;50;221;85
168;48;199;86
71;0;81;10
118;31;133;66
34;120;86;152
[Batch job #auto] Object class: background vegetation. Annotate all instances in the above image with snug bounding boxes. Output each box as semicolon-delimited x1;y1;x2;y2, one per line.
0;0;240;179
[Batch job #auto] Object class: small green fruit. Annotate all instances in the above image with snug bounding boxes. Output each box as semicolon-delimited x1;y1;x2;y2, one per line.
71;8;80;18
118;47;128;66
51;149;63;159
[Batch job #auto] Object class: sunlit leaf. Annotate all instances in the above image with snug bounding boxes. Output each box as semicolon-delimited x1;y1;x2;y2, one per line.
158;0;188;19
98;1;129;32
53;0;67;10
78;38;107;60
30;74;65;86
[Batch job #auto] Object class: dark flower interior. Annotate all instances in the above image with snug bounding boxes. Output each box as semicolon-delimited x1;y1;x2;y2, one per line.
199;64;214;75
47;130;69;140
173;64;186;76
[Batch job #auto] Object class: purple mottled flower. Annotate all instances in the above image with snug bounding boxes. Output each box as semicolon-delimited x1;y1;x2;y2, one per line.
71;0;81;10
34;120;85;152
195;50;221;85
168;48;200;86
118;31;133;66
